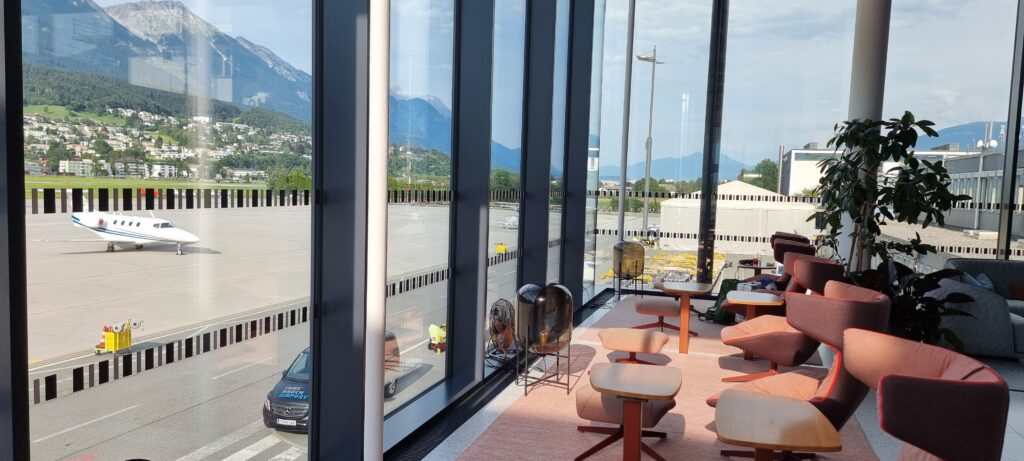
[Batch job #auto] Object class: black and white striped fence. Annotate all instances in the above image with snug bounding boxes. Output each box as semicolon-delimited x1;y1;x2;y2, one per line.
30;305;308;405
28;188;311;215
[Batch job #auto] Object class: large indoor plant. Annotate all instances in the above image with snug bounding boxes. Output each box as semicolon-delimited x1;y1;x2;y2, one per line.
852;260;973;350
811;112;971;272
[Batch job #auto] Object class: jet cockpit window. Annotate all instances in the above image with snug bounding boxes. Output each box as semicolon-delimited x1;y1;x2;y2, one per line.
159;223;175;228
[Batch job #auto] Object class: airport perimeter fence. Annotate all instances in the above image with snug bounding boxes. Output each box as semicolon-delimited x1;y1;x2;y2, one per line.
27;187;310;215
28;305;309;406
25;188;533;215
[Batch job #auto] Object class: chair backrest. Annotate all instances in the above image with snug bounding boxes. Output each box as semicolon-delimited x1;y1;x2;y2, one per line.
790;257;846;295
785;281;890;429
770;231;810;247
844;328;1009;461
772;239;815;267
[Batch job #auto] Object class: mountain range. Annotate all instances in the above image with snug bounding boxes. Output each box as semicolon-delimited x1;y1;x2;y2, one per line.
599;154;751;182
23;0;312;122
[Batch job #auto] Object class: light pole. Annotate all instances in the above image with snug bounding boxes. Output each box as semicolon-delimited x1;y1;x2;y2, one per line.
637;46;664;234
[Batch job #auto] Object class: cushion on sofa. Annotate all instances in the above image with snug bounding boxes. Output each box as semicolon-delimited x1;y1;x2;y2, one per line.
944;258;1024;300
933;279;1016;358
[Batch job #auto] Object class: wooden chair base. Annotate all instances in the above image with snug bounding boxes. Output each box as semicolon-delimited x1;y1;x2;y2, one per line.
722;362;779;383
576;426;667;461
721;449;816;461
631;316;699;337
615;352;656;365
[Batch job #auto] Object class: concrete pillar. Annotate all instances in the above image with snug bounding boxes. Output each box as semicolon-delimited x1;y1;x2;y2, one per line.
839;0;891;269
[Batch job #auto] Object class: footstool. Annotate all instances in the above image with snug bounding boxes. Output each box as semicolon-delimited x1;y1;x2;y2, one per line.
574;384;676;461
599;328;670;365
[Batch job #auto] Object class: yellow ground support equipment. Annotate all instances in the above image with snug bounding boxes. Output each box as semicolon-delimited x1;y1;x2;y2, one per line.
94;319;143;355
495;242;508;254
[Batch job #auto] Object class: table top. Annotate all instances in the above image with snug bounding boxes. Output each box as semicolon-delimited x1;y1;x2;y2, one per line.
715;389;841;453
655;281;713;295
726;290;784;306
738;263;776;270
589;363;681;401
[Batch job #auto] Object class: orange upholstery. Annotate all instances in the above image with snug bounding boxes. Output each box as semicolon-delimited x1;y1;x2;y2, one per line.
598;328;669;354
720;315;818;367
710;282;890;432
633;297;679;317
845;329;1009;461
576;385;676;428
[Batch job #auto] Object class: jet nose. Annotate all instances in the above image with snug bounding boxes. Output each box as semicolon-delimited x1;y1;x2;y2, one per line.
179;231;200;244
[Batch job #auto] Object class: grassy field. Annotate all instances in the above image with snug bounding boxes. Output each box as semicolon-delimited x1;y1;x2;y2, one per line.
23;176;268;199
24;105;126;127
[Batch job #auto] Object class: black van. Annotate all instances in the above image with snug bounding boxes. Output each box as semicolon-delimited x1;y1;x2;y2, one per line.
263;333;402;432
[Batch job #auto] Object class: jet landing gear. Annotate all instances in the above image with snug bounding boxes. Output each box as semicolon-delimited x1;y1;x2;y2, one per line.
176;243;184;256
135;244;144;250
106;243;115;253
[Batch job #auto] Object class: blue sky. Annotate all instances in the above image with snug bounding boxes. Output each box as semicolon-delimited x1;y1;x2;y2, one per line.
95;0;1018;169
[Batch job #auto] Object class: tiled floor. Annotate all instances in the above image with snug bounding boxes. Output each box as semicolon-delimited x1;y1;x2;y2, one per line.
428;295;1024;460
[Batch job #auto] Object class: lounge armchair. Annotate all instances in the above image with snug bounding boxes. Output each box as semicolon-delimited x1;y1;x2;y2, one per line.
845;328;1009;461
719;258;845;382
745;237;816;285
709;281;890;459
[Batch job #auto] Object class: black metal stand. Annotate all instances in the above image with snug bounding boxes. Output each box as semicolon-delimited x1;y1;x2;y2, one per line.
516;341;572;396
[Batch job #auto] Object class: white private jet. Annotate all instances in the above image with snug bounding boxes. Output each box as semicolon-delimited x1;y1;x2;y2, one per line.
61;211;200;255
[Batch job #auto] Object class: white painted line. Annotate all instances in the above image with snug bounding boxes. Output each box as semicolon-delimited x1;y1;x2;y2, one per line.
28;353;95;372
268;446;306;461
400;338;430;355
32;405;138;443
222;434;281;461
211;358;272;380
174;421;263;461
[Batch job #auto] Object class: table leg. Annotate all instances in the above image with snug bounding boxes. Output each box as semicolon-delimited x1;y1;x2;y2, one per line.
622;399;642;461
745;304;756;321
753;268;762;276
678;294;691;353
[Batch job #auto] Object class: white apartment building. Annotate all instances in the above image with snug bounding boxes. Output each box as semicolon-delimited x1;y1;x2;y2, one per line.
150;164;178;178
58;159;93;177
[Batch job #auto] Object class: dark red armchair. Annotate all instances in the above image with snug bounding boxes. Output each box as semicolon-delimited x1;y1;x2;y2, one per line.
845;328;1009;461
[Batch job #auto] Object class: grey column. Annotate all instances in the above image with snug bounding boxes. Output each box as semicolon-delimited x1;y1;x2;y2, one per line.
562;0;597;310
838;0;890;268
696;0;730;283
519;0;558;286
311;0;371;458
448;0;494;388
0;1;26;458
998;0;1024;257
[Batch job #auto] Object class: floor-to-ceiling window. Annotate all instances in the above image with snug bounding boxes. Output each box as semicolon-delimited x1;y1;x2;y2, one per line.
714;1;855;283
547;0;571;283
22;1;314;458
486;0;526;369
884;0;1016;270
582;0;607;304
386;0;455;414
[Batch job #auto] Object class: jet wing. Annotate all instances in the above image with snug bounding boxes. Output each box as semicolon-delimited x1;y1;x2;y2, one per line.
35;238;137;243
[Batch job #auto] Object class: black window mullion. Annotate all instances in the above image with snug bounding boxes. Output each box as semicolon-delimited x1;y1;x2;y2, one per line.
998;0;1024;258
696;0;729;283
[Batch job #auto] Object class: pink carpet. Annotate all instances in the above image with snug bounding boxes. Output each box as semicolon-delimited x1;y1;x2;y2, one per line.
457;297;879;460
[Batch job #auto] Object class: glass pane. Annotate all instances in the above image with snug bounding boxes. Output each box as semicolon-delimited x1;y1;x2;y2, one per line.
486;0;526;371
717;1;854;284
386;0;454;413
24;0;313;458
595;0;711;290
885;0;1015;270
547;0;571;282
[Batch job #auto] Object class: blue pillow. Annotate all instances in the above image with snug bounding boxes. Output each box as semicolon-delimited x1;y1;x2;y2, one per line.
961;272;994;291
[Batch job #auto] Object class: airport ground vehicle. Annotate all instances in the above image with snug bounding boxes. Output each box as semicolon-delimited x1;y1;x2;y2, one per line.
263;332;404;432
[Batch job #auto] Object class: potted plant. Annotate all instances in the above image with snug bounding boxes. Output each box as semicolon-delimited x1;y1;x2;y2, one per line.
811;112;971;272
851;260;973;350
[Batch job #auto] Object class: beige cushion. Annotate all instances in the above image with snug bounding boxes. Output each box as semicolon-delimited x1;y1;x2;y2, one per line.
599;328;669;354
576;385;676;428
634;297;680;317
721;315;793;344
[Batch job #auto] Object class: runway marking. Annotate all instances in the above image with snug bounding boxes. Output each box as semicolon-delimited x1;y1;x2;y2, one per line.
268;446;306;460
211;358;273;380
174;420;263;461
222;434;281;461
401;338;430;355
32;405;139;443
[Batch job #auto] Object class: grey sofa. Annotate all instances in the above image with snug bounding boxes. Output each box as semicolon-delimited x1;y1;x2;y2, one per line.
939;258;1024;359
